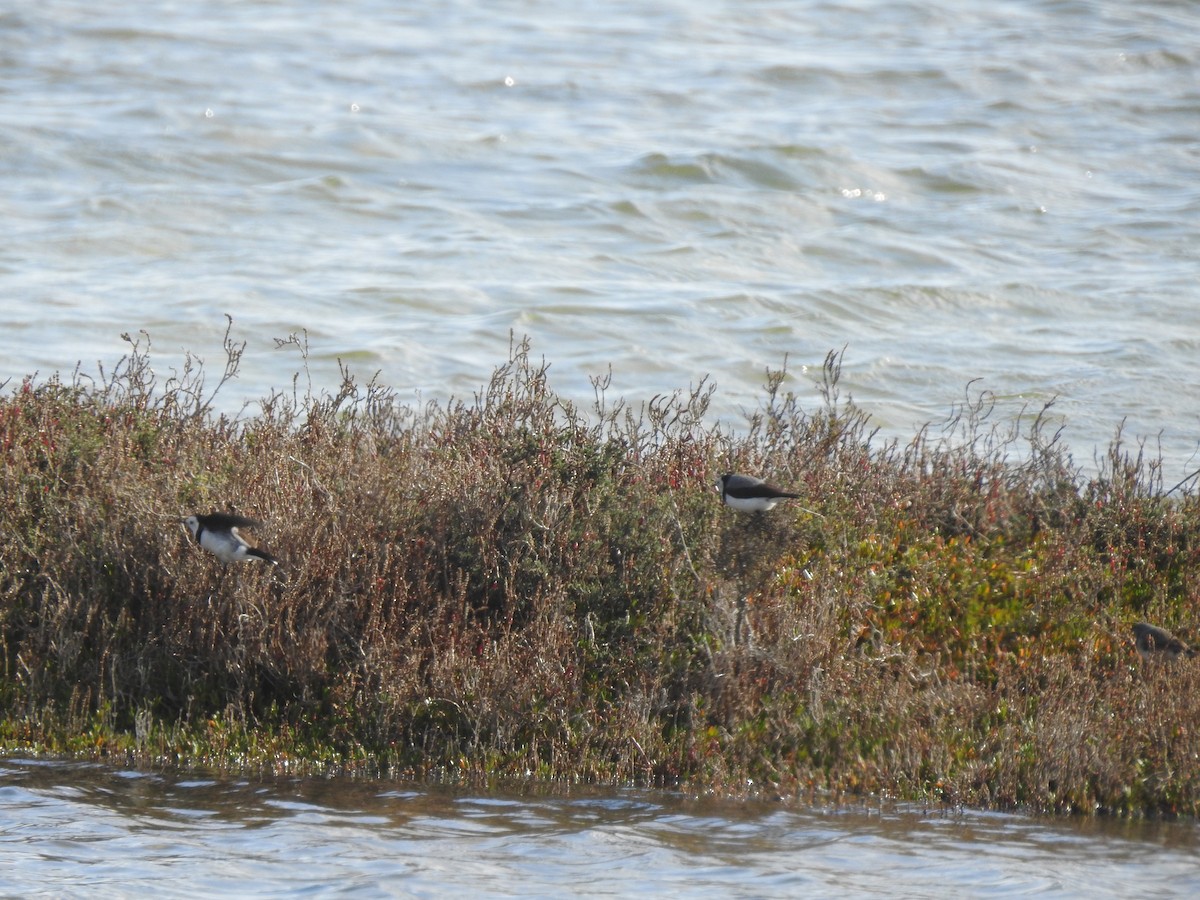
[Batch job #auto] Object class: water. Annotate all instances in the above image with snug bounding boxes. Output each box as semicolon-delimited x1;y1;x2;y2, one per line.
3;0;1199;477
3;0;1200;887
2;758;1197;898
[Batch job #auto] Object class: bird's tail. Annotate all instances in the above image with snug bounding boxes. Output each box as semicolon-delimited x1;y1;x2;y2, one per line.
248;547;280;566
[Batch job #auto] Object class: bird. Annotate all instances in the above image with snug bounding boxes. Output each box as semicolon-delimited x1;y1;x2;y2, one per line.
1132;622;1196;663
715;472;801;513
181;512;279;565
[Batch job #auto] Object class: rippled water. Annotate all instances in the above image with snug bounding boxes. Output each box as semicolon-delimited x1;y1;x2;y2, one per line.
3;2;1200;888
3;1;1200;476
2;758;1197;898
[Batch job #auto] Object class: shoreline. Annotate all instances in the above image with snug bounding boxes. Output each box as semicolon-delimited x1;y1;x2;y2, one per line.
2;333;1197;818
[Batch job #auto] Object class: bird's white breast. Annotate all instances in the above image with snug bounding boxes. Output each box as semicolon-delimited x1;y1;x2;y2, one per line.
723;494;782;513
199;528;249;562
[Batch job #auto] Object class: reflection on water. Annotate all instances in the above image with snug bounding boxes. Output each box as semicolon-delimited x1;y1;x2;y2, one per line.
2;758;1197;897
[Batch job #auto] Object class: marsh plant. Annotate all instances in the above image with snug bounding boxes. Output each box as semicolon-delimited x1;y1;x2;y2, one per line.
2;322;1199;816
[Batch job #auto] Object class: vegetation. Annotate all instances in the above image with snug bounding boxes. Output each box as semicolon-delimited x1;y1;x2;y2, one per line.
2;322;1200;817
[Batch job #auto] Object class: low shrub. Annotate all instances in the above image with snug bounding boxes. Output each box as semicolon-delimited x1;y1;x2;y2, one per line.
2;323;1198;816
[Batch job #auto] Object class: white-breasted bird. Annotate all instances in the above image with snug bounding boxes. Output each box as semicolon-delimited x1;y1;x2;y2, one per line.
715;472;800;513
181;512;279;565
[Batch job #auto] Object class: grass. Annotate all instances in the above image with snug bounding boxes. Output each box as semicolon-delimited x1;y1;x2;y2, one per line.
2;321;1200;816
